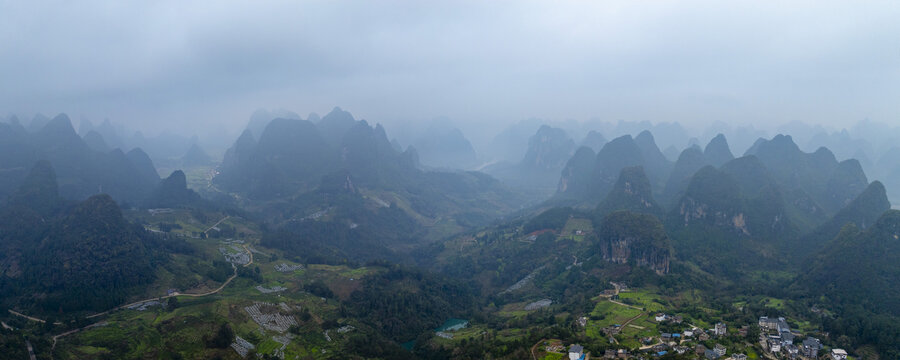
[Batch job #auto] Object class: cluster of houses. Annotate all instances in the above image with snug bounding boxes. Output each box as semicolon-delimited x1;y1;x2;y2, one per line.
648;316;751;360
584;312;852;360
758;316;848;360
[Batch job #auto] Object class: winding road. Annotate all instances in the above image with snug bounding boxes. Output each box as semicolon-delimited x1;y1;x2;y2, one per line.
8;227;254;356
58;243;253;346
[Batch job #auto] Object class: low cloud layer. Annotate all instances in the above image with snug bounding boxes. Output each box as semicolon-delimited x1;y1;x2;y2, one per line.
1;1;898;134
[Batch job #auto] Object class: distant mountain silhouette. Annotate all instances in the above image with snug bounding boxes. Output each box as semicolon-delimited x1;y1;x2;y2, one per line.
634;130;673;190
412;127;478;169
580;130;607;153
745;134;868;216
555;135;649;205
661;146;706;206
0;114;160;205
83;131;110;152
215;108;524;241
145;170;202;208
484;125;575;195
703;133;734;167
521;125;575;172
797;181;890;255
181;143;213;167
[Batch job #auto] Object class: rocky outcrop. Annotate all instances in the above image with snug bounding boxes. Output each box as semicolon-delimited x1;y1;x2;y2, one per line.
596;166;663;217
596;211;671;274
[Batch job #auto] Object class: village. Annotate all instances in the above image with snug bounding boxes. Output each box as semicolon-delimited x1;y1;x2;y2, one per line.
525;283;854;360
537;313;852;360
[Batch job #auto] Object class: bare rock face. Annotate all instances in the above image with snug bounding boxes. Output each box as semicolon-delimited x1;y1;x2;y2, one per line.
596;211;671;274
677;197;750;236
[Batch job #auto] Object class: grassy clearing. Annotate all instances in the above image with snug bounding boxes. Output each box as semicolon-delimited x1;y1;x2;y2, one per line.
762;297;785;310
560;218;593;241
616;290;667;312
541;353;565;360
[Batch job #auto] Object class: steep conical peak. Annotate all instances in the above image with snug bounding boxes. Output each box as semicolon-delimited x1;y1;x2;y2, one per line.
318;107;358;145
521;125;574;170
598;135;638;156
743;137;768;156
39;113;77;137
221;129;257;171
28;113;50;132
322;107;355;124
632;130;672;183
635;130;655;144
825;159;870;208
719;155;773;195
163;170;188;191
682;166;742;210
83;131;110;152
182;143;213;166
126;148;160;182
236;128;256;145
634;130;665;158
145;170;201;208
597;166;661;217
593;135;644;193
812;146;837;164
747;134;800;157
581;130;607;152
556;146;596;197
703;133;734;167
662;146;708;204
838;181;890;227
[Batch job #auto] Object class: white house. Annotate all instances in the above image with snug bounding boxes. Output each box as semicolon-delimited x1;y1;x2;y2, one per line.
830;349;848;360
568;344;584;360
714;322;727;336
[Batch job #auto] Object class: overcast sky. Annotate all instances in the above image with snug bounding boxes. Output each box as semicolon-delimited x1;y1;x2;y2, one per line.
1;1;899;136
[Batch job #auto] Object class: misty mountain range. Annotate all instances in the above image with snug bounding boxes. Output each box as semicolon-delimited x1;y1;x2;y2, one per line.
3;108;900;358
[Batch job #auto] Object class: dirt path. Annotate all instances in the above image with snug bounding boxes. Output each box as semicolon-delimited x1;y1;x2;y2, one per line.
204;215;230;234
26;340;37;360
19;243;254;355
601;296;647;346
620;312;644;328
609;299;643;311
86;244;252;319
530;339;545;360
8;310;62;325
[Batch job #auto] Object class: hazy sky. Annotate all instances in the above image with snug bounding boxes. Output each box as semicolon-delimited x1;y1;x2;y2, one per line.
1;1;899;135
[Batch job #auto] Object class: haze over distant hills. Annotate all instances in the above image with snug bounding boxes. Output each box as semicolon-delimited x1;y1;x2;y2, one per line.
3;110;900;358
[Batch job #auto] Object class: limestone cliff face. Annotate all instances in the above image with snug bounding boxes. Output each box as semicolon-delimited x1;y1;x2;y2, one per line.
597;211;671;274
677;197;750;236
